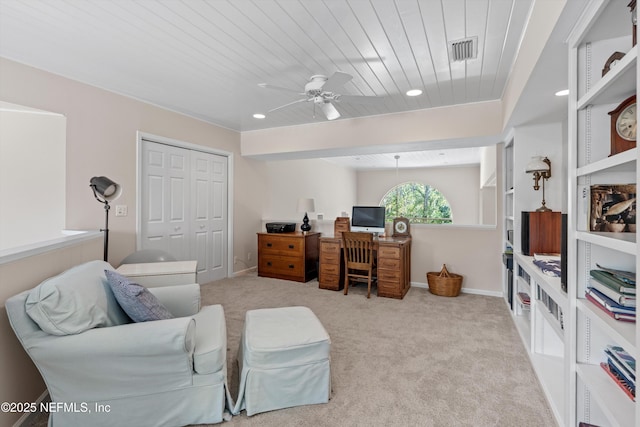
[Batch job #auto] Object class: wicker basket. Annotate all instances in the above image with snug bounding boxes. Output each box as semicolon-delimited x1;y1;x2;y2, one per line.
426;264;463;297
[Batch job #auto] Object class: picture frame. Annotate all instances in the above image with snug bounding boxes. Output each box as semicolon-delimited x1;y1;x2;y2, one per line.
589;184;636;233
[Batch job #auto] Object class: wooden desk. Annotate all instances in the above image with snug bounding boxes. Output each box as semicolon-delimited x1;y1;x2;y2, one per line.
257;232;320;282
318;236;411;299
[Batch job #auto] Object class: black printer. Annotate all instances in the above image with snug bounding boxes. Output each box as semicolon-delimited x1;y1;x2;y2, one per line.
265;222;296;233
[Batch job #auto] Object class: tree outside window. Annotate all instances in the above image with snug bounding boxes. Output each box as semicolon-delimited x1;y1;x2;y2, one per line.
381;182;452;224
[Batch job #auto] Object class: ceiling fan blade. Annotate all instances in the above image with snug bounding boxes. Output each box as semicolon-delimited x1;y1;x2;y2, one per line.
258;82;303;95
268;98;308;113
335;94;381;105
321;102;341;120
322;71;353;92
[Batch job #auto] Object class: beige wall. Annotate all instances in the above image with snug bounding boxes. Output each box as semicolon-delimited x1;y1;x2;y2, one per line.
242;100;504;158
0;236;103;426
0;57;264;271
356;166;481;225
262;159;356;222
0;106;66;250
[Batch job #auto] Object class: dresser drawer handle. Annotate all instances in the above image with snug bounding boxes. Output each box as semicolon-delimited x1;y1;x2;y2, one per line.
267;262;272;266
289;264;295;269
288;244;294;249
266;243;273;247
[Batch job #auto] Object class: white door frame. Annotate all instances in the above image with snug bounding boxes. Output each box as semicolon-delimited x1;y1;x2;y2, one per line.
136;131;234;279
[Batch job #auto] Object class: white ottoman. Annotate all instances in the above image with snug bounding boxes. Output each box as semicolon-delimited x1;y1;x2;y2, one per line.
232;306;331;416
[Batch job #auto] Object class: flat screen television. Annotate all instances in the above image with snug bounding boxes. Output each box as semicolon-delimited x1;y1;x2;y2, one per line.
351;206;386;234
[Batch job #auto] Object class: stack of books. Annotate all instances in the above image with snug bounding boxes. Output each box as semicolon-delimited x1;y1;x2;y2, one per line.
517;292;530;308
585;266;636;322
600;345;636;401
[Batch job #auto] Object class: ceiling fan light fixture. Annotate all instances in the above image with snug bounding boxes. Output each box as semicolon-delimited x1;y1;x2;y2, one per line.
406;89;422;97
321;102;340;120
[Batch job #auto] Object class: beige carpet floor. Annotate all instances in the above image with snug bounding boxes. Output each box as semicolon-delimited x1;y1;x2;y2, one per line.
27;273;556;427
197;273;556;427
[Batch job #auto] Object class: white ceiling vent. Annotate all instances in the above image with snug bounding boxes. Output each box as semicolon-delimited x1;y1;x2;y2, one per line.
449;37;478;62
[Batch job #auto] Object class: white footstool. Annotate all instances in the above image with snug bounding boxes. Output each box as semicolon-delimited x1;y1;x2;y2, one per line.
232;306;331;416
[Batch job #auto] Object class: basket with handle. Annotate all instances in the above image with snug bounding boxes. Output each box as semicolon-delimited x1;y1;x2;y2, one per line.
426;264;463;297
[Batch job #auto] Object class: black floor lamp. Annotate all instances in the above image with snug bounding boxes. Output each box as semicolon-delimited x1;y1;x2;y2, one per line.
90;176;122;262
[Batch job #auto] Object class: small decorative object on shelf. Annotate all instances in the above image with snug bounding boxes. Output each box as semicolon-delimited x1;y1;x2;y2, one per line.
589;184;636;232
602;51;625;76
608;95;636;156
392;217;410;237
426;264;462;297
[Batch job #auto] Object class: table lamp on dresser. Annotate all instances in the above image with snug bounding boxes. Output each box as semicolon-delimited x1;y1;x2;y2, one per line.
297;198;315;232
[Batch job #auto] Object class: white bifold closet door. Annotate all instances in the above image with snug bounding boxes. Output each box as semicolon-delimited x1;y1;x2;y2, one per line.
140;140;228;283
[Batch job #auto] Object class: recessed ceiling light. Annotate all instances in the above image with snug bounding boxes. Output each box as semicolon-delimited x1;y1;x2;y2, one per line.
555;89;569;97
406;89;423;97
253;113;266;119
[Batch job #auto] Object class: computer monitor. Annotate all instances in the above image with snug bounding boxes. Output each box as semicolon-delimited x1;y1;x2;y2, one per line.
351;206;386;234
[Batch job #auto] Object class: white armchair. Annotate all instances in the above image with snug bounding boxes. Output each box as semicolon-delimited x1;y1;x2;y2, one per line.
5;260;230;427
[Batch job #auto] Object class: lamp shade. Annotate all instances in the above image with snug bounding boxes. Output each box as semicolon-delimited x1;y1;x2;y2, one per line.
297;198;315;213
525;156;550;173
90;176;122;202
321;102;340;121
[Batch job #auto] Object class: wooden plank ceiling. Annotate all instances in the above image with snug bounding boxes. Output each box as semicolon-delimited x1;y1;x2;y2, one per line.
0;0;533;134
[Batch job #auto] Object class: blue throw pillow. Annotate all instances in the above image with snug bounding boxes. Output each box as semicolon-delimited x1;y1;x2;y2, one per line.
104;270;174;322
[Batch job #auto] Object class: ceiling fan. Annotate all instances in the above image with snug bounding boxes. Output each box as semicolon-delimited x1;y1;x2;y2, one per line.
258;71;380;121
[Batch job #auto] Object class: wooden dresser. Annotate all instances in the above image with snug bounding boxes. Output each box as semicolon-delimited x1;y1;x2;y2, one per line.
257;232;320;282
319;235;411;299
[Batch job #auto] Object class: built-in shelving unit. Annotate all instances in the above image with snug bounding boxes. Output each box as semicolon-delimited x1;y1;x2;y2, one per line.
567;1;639;426
502;134;515;309
514;252;568;426
502;121;569;425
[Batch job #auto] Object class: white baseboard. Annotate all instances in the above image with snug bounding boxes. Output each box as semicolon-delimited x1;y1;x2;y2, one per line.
410;281;503;298
13;390;48;427
232;266;256;277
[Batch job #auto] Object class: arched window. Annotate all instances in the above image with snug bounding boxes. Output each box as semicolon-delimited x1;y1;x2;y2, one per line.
381;182;452;224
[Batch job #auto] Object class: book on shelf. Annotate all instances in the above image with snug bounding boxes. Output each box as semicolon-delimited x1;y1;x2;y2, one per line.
607;357;636;390
600;362;635;401
605;345;636;380
590;269;636;295
533;252;560;261
585;288;636;314
596;263;636;283
517;292;530;306
589;278;636;307
585;293;636;322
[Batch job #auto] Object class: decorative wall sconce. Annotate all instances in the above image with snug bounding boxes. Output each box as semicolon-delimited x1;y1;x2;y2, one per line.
526;156;552;212
297;198;315;232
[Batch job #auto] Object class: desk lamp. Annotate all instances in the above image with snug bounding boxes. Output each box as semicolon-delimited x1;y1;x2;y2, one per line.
297;198;315;232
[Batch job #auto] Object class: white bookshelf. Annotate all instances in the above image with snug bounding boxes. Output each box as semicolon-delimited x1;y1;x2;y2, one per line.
501;110;569;425
567;1;639;426
512;252;568;426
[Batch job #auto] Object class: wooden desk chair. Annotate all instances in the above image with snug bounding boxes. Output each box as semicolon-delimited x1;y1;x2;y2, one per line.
341;231;376;298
